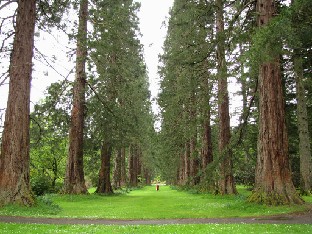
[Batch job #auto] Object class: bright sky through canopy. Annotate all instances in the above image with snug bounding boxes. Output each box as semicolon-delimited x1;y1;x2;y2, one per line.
0;1;173;115
137;0;173;100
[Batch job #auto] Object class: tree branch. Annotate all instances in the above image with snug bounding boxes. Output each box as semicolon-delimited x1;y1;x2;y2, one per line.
0;0;17;11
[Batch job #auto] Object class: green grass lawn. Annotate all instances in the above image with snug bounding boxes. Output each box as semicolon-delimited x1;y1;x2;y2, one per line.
0;186;311;233
0;185;310;219
0;223;312;234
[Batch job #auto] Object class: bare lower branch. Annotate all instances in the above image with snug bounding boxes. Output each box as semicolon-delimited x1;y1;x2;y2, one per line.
0;73;9;86
0;0;17;11
34;46;74;80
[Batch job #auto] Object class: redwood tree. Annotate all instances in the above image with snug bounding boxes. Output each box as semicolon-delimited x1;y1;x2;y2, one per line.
96;141;113;194
216;0;237;195
249;0;303;205
295;53;312;194
292;0;312;195
63;0;88;194
0;0;36;206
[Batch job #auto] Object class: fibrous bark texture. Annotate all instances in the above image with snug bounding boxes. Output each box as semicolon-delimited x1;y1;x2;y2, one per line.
96;142;113;194
294;54;311;194
0;0;36;206
113;149;121;189
128;145;141;187
249;0;303;205
64;0;88;194
216;0;236;195
251;61;303;205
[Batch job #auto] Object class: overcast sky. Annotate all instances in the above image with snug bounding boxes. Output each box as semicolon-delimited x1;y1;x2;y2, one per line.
137;0;173;99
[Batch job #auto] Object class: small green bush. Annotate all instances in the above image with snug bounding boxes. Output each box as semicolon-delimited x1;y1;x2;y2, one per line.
31;175;51;196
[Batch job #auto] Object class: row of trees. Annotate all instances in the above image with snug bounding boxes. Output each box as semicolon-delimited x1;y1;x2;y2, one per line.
157;0;311;205
0;0;311;207
0;0;155;206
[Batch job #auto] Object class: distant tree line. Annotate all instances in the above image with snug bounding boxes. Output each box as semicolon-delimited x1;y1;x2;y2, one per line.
157;0;311;205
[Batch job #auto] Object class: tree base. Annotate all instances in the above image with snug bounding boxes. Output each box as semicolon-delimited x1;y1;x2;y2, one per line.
248;190;304;206
62;184;88;195
0;190;35;207
95;188;114;195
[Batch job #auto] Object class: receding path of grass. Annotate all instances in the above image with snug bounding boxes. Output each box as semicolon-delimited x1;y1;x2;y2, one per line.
0;186;311;233
41;186;312;219
0;185;310;220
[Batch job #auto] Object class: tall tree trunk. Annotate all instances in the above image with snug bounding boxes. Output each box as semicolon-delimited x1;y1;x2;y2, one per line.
113;148;122;189
184;141;191;185
199;66;213;184
129;145;139;187
249;0;303;205
0;0;36;206
64;0;88;194
201;73;213;173
202;118;213;169
294;53;312;194
178;152;185;185
216;0;236;195
190;137;200;185
120;147;127;186
96;141;113;194
189;91;200;186
143;166;152;185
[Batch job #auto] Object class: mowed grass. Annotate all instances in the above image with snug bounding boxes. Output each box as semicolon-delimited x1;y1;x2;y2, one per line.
0;185;310;219
0;223;312;234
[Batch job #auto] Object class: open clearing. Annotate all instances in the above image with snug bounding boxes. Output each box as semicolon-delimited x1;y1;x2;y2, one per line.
0;186;311;233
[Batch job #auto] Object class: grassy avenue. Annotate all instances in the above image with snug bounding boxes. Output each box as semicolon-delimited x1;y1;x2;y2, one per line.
0;186;311;233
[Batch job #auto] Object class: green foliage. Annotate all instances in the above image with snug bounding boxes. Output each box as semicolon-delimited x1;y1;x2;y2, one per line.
36;195;62;214
36;0;71;30
31;174;53;196
157;0;216;183
233;124;257;187
30;81;71;194
85;0;155;183
248;0;312;77
0;195;61;217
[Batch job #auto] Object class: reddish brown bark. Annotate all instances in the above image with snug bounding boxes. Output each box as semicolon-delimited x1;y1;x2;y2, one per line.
177;152;185;185
189;90;199;186
96;141;113;194
113;148;122;189
201;116;213;170
249;0;303;205
184;141;190;184
64;0;88;194
0;0;36;206
120;147;127;186
143;166;152;185
199;67;213;183
129;145;140;187
216;0;236;195
190;137;200;185
294;53;312;194
251;61;303;204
